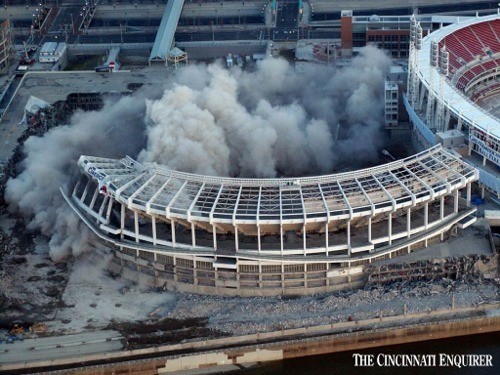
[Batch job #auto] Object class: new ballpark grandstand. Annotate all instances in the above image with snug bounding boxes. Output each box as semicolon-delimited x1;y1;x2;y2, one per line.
63;13;500;296
406;13;500;197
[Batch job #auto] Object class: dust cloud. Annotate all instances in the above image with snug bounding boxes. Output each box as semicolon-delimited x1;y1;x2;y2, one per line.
5;46;391;260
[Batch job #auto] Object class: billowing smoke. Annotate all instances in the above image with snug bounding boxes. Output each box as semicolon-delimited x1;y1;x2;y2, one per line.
5;94;149;261
140;46;391;175
5;45;391;260
139;63;335;177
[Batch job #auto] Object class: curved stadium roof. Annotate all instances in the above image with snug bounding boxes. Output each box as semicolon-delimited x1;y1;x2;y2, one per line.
77;145;477;226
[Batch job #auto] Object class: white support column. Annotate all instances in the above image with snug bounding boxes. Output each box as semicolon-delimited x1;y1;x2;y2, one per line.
171;219;176;247
346;220;351;256
152;216;157;246
418;85;426;111
120;203;125;239
191;222;196;247
280;225;284;256
235;225;239;251
466;183;471;207
454;190;459;213
257;226;261;253
407;208;411;238
440;196;445;220
368;217;372;243
325;222;329;255
134;210;139;243
97;195;108;218
424;203;429;229
388;213;392;245
193;259;197;285
483;155;487;166
72;179;81;197
481;186;485;199
89;188;99;210
105;197;114;224
303;225;306;255
212;225;217;250
80;180;90;202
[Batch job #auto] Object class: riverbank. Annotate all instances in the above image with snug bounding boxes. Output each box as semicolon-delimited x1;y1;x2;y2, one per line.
2;303;499;374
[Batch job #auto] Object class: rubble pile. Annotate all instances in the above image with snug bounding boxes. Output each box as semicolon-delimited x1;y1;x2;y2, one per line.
167;277;499;336
366;253;499;285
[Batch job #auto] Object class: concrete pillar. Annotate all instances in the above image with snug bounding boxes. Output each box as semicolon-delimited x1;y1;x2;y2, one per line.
368;217;372;243
406;208;411;238
98;195;108;217
481;186;485;199
191;222;196;247
173;257;178;282
454;190;459;213
466;183;471;206
388;213;392;245
152;216;157;246
440;196;445;220
89;188;99;210
257;225;261;252
418;85;426;111
325;222;329;254
105;198;113;224
134;210;139;243
212;225;217;250
303;225;307;255
72;180;80;197
80;180;90;202
424;202;429;229
280;225;283;255
120;203;125;239
445;107;451;129
346;220;351;255
171;219;176;247
235;225;239;251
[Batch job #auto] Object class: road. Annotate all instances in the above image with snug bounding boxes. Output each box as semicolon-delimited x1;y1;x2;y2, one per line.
0;330;123;365
274;0;300;41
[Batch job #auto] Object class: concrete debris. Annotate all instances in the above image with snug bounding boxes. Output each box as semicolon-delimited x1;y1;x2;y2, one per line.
365;253;498;285
165;277;499;336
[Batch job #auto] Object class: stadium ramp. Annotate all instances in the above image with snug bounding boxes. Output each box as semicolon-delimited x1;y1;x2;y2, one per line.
149;0;185;65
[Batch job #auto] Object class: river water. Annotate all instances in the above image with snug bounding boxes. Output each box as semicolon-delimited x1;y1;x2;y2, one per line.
238;332;499;374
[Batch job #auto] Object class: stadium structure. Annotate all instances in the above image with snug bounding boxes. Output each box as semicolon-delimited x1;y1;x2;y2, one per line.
63;146;477;296
405;13;500;199
62;12;500;297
